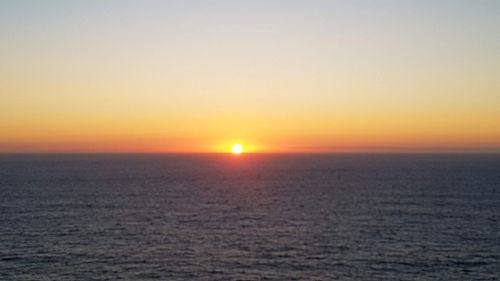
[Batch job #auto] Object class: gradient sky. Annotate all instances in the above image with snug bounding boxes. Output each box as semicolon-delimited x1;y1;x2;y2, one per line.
1;0;499;153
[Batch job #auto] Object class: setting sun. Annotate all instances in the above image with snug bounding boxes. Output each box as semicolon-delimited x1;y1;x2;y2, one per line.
231;144;243;154
1;1;499;280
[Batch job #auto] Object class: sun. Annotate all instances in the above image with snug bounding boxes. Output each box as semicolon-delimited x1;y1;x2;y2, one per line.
231;143;243;154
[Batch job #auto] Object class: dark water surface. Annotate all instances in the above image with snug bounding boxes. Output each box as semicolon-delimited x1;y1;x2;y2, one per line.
0;154;499;280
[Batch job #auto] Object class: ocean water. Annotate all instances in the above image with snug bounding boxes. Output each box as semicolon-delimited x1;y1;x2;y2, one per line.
0;154;499;280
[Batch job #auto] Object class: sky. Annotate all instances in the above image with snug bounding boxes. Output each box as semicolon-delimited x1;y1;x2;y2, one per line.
1;0;499;153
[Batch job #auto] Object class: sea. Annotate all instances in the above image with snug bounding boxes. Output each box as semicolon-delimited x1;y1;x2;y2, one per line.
0;154;499;280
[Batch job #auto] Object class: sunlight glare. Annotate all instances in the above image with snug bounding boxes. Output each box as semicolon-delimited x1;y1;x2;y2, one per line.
231;143;243;154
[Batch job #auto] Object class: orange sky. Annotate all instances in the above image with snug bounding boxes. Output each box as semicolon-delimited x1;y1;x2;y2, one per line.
1;1;499;153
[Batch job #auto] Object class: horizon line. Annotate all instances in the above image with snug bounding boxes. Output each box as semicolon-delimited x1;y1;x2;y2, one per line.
1;151;499;155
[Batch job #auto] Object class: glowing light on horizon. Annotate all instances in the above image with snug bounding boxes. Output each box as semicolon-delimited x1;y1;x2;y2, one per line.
231;143;243;154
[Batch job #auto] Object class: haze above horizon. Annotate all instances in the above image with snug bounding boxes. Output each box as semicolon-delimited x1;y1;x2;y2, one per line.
1;0;499;153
